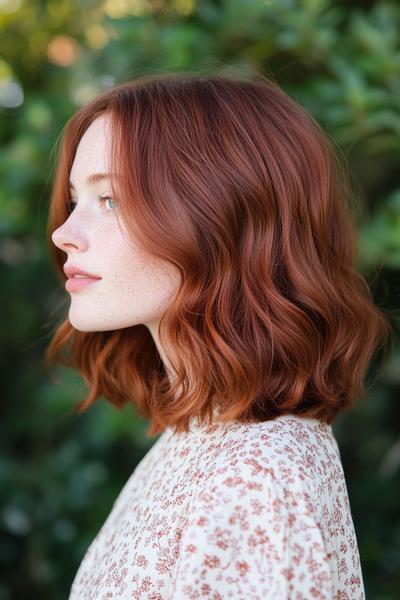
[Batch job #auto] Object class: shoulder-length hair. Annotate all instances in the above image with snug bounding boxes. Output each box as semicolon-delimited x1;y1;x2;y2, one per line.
45;71;393;437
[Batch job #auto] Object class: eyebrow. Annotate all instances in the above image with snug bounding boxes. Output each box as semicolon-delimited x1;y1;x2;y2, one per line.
68;173;117;189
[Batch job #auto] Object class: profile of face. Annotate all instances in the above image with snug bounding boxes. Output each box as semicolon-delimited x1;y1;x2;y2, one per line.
51;114;181;342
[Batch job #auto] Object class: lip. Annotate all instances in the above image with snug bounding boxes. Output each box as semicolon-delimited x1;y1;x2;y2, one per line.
65;277;102;292
63;263;102;279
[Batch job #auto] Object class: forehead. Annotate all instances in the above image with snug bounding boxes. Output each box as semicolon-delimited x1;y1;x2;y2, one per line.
69;114;113;180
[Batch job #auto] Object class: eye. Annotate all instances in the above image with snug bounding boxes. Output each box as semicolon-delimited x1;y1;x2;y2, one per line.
67;199;77;214
97;195;117;210
66;195;118;214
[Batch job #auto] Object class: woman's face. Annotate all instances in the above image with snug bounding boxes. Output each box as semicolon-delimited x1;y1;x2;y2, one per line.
51;114;181;337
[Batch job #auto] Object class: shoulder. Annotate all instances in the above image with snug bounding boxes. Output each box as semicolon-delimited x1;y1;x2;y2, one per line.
170;417;339;598
196;415;338;497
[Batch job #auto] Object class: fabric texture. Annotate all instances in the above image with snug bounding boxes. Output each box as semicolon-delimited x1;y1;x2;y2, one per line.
69;413;365;599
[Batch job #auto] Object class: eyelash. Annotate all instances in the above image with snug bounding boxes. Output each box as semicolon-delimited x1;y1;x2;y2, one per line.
67;195;117;213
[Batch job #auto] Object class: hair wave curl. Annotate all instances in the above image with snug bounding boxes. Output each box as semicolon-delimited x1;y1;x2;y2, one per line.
45;71;393;437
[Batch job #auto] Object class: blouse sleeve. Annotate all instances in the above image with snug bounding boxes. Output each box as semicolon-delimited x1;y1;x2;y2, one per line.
169;460;333;599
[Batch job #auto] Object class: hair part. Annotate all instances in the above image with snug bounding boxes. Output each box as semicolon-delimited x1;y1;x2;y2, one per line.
45;71;394;437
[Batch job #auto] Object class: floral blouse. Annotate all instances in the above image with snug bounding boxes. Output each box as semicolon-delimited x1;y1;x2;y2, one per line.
68;413;365;599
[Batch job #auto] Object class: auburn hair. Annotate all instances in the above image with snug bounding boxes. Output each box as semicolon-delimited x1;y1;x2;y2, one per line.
45;71;393;437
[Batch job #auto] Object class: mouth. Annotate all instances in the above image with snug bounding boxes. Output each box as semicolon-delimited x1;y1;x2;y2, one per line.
65;277;102;292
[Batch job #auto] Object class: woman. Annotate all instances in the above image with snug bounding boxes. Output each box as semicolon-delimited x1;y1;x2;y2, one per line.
46;71;391;599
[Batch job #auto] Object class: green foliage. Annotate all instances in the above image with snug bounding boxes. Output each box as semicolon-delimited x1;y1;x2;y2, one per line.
0;0;399;598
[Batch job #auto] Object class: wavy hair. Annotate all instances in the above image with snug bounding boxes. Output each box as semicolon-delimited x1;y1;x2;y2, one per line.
45;71;393;437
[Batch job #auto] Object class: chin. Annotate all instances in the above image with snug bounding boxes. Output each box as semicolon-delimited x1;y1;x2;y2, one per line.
67;311;102;332
68;321;99;333
68;314;130;332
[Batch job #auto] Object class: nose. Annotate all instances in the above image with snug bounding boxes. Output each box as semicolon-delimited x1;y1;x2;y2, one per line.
51;221;88;253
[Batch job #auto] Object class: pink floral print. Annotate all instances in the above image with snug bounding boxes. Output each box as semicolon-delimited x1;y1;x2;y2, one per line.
69;414;365;599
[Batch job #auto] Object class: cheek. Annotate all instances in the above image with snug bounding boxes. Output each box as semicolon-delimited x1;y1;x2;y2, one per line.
97;217;181;299
145;264;181;308
126;261;181;306
101;234;181;302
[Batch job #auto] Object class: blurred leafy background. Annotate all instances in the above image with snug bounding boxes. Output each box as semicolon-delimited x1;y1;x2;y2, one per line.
0;0;399;598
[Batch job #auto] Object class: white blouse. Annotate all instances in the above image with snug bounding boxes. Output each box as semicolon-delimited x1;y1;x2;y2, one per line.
69;413;366;599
